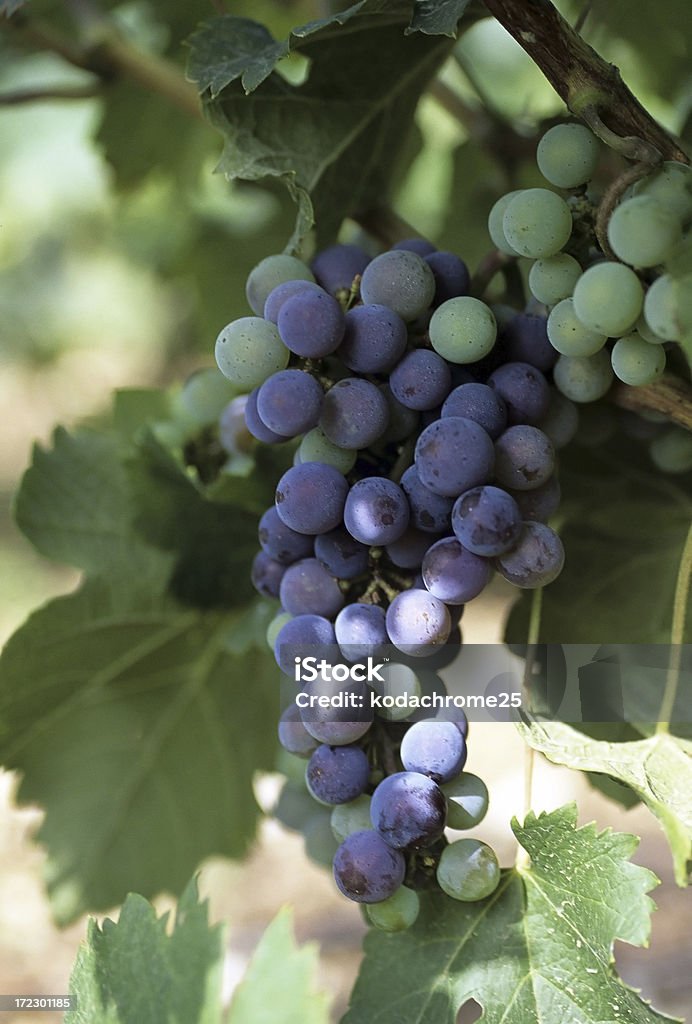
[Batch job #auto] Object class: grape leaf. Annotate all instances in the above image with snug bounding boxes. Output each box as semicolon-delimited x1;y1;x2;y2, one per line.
0;580;278;924
518;720;692;886
407;0;472;35
66;878;224;1024
345;805;673;1024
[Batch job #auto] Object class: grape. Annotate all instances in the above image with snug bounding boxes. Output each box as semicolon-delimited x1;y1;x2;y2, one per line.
267;611;292;652
441;382;507;439
487;362;550;425
611;333;666;386
279;558;345;618
275;462;349;535
244;387;290;443
179;369;239;427
494;425;555;491
370;771;446;849
251;551;285;598
338;304;408;374
215;317;289;390
547;298;607;356
314;528;369;581
344;477;410;545
257;369;323;437
442;773;489;830
553;350;614;403
502;188;573;258
379;384;420;443
422;537;491;604
528;252;582;305
425;251;470;304
274;782;319;832
436;838;500;901
635;314;667;345
536;123;599;188
306;744;370;805
415;417;495;497
607;195;682;268
633;160;692;222
509;476;561;522
649;428;692;473
400;721;467;784
331;795;373;843
428;296;497;364
335;603;388;660
487;190;524;254
320;378;390;450
371;662;422;721
643;273;684;341
392;237;437;256
278;288;346;358
386;527;436;569
311;243;371;294
365;885;420;931
298;427;357;474
301;677;373;745
390;350;452;411
451;485;523;556
304;812;341;868
219;395;251;455
536;390;579;449
501;313;558;373
278;702;319;757
245;254;315;315
264;279;322;323
273;614;337;674
333;830;406;903
360;250;436;321
385;589;451;656
495;521;565;588
400;465;455;534
258;506;314;565
572;262;643;336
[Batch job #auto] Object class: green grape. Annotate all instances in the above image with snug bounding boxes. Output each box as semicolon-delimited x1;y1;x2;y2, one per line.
611;333;666;386
572;262;643;337
429;296;497;363
215;317;289;389
245;254;315;315
267;611;292;652
553;349;614;403
370;663;422;721
304;810;341;868
607;196;682;268
436;838;500;902
299;427;357;474
528;253;582;305
649;428;692;473
331;795;373;843
547;298;606;356
177;369;239;427
643;274;683;342
635;313;667;345
633;160;692;223
502;188;573;259
487;190;524;255
442;772;489;830
366;886;420;931
273;781;316;831
536;123;600;189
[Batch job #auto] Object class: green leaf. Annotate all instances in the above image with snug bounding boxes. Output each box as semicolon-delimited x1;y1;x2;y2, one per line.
0;580;278;924
407;0;471;36
345;805;673;1024
66;878;224;1024
112;388;174;439
518;721;692;886
227;907;330;1024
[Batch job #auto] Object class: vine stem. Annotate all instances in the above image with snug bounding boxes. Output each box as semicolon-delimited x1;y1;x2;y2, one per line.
516;587;544;870
656;520;692;734
610;374;692;433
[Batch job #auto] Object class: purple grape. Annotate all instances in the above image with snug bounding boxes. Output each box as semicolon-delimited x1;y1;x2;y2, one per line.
415;417;495;497
379;384;420;443
245;387;290;444
509;476;561;522
400;465;455;534
256;369;323;437
495;521;565;588
390;350;452;411
314;528;369;580
251;551;285;598
451;485;523;556
386;527;437;569
487;362;551;425
494;425;555;491
306;744;370;805
360;250;436;321
279;558;345;618
320;378;390;450
344;478;410;545
218;395;250;456
441;382;508;439
278;703;319;757
501;313;557;372
264;279;322;323
275;462;348;535
258;506;314;565
385;589;451;656
400;721;467;783
338;304;408;374
422;537;491;605
391;238;437;256
425;250;470;305
310;243;371;294
278;289;346;357
300;677;373;745
333;830;406;903
370;771;446;849
335;603;388;661
274;614;337;674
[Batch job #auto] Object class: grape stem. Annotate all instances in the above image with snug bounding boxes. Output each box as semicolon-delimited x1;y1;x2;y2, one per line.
610;374;692;433
656;520;692;735
594;161;654;259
